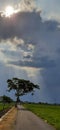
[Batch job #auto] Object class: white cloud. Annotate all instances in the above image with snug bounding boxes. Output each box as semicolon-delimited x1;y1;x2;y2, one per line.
21;66;40;77
18;0;36;12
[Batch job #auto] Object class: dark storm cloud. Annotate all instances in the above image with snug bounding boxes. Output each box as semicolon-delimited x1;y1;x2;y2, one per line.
0;10;60;65
23;55;32;59
44;20;58;31
56;48;60;54
41;64;60;103
0;11;42;40
0;10;59;41
8;56;56;68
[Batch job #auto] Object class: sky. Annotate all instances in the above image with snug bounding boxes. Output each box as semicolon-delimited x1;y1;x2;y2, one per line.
0;0;60;104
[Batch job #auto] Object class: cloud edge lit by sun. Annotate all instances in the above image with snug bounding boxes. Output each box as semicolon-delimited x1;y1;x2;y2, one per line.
5;6;14;17
1;5;20;18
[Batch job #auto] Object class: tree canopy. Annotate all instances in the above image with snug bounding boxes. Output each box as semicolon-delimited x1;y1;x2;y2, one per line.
7;78;39;102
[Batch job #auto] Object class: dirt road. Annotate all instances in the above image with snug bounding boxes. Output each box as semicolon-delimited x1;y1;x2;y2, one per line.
15;105;55;130
0;107;16;130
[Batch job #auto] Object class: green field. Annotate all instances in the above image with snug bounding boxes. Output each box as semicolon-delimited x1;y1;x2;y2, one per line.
23;103;60;130
0;103;13;111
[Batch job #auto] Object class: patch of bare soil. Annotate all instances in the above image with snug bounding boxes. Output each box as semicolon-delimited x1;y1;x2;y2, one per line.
0;107;17;130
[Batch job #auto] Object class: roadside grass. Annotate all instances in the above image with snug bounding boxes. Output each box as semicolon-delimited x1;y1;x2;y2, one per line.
23;103;60;130
0;102;14;111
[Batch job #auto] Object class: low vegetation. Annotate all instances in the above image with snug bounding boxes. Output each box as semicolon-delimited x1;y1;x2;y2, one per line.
23;103;60;130
0;102;14;118
0;103;13;111
0;95;14;118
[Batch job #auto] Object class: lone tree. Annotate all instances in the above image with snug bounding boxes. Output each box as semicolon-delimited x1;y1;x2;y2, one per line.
7;78;39;103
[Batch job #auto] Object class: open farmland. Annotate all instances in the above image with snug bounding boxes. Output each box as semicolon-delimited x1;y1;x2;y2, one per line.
23;103;60;130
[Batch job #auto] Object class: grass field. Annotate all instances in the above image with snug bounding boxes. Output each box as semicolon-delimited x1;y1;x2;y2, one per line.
0;103;13;111
23;103;60;130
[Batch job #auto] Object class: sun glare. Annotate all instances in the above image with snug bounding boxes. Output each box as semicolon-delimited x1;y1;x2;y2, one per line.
5;6;14;17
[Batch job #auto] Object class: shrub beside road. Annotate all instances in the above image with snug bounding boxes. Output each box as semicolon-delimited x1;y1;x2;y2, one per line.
0;103;14;118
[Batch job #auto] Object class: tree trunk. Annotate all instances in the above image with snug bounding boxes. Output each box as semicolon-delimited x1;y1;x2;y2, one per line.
17;96;20;103
15;96;20;107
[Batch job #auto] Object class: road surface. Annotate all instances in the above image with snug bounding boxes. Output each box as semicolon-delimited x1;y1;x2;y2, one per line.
15;105;55;130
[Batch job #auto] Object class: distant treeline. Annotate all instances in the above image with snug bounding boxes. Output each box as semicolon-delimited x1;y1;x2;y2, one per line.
0;95;14;103
22;101;60;105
